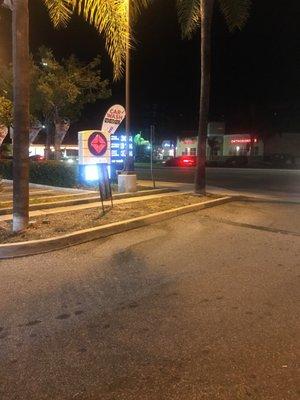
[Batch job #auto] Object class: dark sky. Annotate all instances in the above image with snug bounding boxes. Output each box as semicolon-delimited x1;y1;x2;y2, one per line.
1;0;299;141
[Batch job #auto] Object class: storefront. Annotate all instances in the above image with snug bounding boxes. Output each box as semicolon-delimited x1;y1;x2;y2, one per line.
223;134;264;157
176;133;264;159
176;137;198;156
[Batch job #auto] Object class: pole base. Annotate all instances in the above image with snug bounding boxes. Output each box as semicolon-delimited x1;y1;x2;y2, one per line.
118;174;137;193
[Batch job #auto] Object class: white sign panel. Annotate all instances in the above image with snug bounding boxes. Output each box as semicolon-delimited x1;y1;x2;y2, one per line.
78;130;111;165
101;104;125;136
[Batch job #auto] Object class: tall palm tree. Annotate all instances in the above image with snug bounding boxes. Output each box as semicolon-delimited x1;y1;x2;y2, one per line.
1;0;148;232
177;0;251;194
1;0;30;232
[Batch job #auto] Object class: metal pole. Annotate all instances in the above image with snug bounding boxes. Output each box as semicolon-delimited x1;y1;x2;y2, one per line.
150;125;156;189
125;0;131;173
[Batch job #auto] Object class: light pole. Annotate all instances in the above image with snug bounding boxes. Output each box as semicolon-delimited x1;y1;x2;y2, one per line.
118;0;137;192
125;0;131;172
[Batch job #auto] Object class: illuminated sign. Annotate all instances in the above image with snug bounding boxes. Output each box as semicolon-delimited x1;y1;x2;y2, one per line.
230;138;257;144
110;134;133;164
183;138;197;145
88;132;108;156
101;104;126;135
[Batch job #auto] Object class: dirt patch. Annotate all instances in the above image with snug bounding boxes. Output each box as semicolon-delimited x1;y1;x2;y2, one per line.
0;194;215;243
0;185;153;208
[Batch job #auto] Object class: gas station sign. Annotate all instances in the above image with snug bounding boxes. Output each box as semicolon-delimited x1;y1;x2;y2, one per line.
78;105;128;182
88;132;108;156
78;130;110;166
111;134;133;164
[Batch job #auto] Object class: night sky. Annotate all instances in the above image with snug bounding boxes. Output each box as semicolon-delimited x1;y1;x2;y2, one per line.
1;0;299;142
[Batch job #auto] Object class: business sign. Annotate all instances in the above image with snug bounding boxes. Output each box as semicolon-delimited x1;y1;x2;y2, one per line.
88;132;108;156
230;138;257;144
0;125;8;146
101;105;126;135
78;130;110;165
79;105;126;181
111;134;133;164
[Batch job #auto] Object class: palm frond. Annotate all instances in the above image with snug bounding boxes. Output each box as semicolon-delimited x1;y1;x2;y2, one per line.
76;0;128;80
44;0;150;80
130;0;151;22
218;0;251;31
43;0;74;27
176;0;200;39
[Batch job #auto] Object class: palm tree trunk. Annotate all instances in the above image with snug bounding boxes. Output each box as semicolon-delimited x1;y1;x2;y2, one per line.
44;118;52;159
194;0;215;194
12;0;30;232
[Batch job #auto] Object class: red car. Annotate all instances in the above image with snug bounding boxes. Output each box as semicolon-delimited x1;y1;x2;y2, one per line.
165;156;197;167
29;155;45;162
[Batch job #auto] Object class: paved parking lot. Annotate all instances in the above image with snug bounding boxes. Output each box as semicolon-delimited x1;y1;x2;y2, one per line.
0;200;299;399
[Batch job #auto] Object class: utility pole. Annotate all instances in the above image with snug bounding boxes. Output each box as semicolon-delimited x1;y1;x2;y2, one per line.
150;125;156;189
125;0;131;172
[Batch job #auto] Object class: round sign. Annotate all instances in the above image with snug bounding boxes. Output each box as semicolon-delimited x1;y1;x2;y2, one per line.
88;131;108;156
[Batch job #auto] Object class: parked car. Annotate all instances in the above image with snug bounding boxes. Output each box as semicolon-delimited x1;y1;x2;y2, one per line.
264;153;295;168
29;155;45;162
164;156;197;167
224;156;248;167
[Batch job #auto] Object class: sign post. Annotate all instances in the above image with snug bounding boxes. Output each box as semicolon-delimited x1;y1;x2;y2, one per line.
97;163;113;215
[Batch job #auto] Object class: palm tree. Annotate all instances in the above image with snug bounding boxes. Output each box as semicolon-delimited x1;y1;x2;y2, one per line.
177;0;251;194
1;0;148;232
1;0;30;232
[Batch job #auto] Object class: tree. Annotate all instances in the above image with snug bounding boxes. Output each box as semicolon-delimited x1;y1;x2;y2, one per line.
0;95;12;127
0;96;12;147
33;48;110;159
0;60;44;146
12;0;30;232
177;0;251;193
1;0;148;232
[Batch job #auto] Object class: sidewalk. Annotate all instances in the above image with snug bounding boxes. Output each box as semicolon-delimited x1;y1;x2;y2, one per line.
139;180;300;203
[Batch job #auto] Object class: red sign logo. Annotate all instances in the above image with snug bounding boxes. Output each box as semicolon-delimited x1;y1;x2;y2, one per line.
88;132;108;156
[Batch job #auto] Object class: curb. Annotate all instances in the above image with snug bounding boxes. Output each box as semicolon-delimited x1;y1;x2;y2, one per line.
0;188;176;216
0;196;232;259
234;195;300;205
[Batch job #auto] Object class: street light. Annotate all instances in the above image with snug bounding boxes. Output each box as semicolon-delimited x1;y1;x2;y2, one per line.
124;0;131;172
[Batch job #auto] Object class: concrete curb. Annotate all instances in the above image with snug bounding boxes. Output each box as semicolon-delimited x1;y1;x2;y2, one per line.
0;188;176;216
235;195;300;205
0;196;232;259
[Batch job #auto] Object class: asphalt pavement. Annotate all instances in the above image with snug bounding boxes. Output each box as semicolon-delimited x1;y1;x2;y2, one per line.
0;200;299;399
136;167;300;198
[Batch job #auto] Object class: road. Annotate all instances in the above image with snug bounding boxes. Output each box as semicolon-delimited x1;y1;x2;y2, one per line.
136;167;300;196
0;200;299;399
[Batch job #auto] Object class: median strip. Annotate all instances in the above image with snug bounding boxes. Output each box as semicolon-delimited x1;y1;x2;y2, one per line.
0;194;232;259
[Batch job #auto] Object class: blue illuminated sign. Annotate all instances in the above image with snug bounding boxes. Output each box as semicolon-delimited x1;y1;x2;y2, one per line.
110;134;133;164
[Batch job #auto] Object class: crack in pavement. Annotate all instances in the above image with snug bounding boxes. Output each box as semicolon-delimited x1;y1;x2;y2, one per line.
200;215;300;237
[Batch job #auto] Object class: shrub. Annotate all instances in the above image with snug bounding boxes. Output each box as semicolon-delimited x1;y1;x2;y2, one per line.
0;160;78;188
0;160;13;179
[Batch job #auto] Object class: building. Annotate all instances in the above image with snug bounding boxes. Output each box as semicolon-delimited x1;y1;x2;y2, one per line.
176;122;265;159
264;132;300;159
223;134;263;157
29;143;78;159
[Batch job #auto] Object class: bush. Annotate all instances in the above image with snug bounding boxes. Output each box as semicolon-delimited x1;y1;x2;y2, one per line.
0;160;78;188
0;160;13;179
